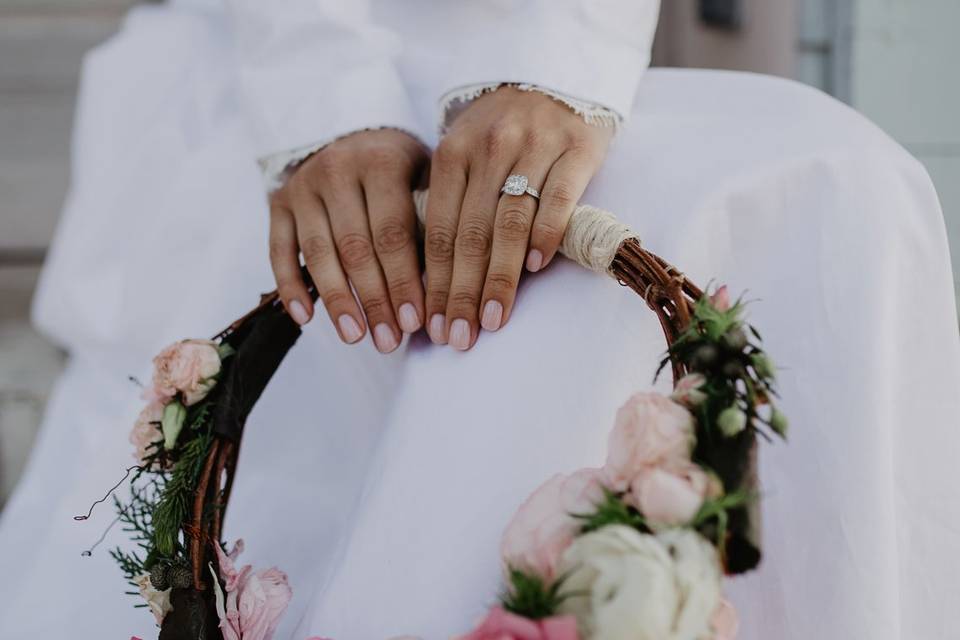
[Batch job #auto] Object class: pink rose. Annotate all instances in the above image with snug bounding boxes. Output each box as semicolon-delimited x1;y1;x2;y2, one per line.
151;339;222;406
457;607;579;640
628;462;718;528
602;393;696;491
501;469;605;582
709;285;731;311
210;540;292;640
711;598;739;640
129;402;166;467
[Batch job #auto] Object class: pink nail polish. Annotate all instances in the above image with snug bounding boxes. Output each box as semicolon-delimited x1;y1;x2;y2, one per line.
429;314;447;344
373;323;399;353
449;319;471;350
289;300;310;325
398;303;421;333
338;315;363;343
526;249;543;272
481;300;503;331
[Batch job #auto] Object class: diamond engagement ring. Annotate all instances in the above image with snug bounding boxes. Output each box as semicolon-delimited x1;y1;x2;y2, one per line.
501;174;540;200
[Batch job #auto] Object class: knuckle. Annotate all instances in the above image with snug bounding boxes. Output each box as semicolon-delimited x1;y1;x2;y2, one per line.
496;204;532;240
300;233;334;267
386;273;416;296
359;294;390;318
435;137;467;166
449;289;479;310
319;288;353;310
336;232;376;270
485;271;516;293
455;220;493;258
534;218;565;245
426;289;448;311
286;174;313;202
268;238;292;264
544;181;576;211
484;121;522;156
425;226;456;262
374;218;413;256
365;146;405;174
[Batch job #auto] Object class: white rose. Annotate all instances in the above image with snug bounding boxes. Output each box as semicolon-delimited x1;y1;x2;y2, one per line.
134;572;173;626
557;525;721;640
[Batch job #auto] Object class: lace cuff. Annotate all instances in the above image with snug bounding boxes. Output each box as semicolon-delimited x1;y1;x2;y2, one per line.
438;83;623;134
259;126;421;192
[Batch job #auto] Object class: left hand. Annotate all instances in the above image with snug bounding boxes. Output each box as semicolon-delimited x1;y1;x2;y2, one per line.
424;86;614;350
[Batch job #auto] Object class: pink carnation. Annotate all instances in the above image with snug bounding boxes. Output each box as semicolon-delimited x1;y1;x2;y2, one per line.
602;393;696;491
151;339;221;406
129;402;165;467
501;469;605;582
457;606;579;640
210;540;292;640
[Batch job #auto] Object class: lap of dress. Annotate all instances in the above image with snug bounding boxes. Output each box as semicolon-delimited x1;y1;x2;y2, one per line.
1;7;958;640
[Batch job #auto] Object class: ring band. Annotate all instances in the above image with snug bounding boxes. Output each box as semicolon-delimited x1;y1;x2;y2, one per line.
501;174;540;200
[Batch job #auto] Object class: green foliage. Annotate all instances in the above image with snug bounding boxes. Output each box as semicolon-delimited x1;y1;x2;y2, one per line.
573;488;648;534
151;430;212;556
692;490;752;552
500;568;567;620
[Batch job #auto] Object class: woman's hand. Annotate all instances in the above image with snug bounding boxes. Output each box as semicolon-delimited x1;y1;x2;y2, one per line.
425;87;613;350
269;129;428;353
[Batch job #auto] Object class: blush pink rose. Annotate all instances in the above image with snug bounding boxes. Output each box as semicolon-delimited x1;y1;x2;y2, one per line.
628;462;718;528
501;469;605;582
711;598;739;639
709;285;731;311
602;393;696;491
211;540;292;640
456;606;579;640
129;401;166;467
151;339;222;406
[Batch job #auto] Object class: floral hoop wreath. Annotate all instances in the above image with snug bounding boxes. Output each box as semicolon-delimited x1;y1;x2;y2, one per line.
84;191;787;640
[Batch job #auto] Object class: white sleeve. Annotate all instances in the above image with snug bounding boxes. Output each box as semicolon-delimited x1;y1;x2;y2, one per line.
434;0;661;124
226;1;423;161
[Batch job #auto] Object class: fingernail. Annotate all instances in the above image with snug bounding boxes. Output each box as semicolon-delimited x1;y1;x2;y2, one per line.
449;319;471;351
481;300;503;332
526;249;543;272
338;314;363;343
398;303;421;333
429;313;447;344
288;300;310;325
373;323;399;353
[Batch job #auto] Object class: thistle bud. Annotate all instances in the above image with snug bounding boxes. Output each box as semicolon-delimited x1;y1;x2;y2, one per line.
750;352;776;379
149;563;170;591
722;327;748;351
161;401;187;450
690;343;720;370
770;407;789;438
717;406;747;437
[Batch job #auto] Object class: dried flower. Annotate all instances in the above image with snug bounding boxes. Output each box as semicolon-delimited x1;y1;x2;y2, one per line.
134;573;172;626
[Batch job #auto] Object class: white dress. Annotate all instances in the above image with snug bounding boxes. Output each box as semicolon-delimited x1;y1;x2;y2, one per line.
1;1;959;639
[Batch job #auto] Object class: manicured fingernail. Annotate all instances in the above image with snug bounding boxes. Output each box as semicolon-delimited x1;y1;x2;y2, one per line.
429;313;447;344
338;314;363;343
398;303;421;333
481;300;503;331
373;323;399;353
526;249;543;272
449;319;471;351
288;300;310;325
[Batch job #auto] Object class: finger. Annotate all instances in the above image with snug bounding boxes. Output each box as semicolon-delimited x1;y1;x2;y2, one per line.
324;181;401;354
269;200;313;325
444;159;505;351
480;162;553;332
527;151;597;272
363;173;424;334
424;138;468;345
289;188;366;344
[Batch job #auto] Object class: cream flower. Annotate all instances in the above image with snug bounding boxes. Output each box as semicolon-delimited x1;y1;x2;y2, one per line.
134;572;172;626
557;526;721;640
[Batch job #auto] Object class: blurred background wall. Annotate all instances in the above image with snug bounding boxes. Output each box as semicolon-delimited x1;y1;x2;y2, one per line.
1;0;958;505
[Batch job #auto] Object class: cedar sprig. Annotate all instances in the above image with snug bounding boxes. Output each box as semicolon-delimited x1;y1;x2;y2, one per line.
151;429;212;556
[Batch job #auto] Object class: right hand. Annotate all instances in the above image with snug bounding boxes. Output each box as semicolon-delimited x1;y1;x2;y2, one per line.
269;129;429;353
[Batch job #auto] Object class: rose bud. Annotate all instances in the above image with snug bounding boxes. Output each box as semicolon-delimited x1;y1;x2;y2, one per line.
770;407;789;438
717;406;747;437
750;352;776;378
